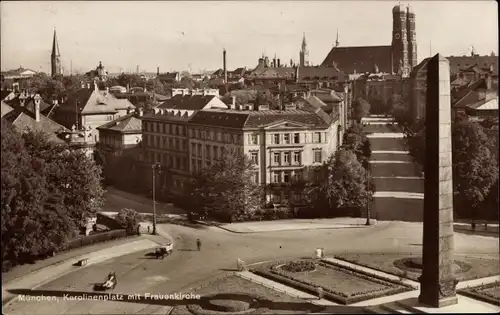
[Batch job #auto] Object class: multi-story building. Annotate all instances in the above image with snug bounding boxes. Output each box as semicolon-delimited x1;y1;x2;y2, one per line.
170;88;220;97
187;105;340;206
140;94;229;194
51;83;135;142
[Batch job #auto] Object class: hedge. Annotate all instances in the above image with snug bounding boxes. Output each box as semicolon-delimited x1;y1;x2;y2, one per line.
63;229;134;251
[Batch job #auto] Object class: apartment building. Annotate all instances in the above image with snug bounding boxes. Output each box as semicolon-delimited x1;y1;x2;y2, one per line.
140;94;229;194
188;105;340;205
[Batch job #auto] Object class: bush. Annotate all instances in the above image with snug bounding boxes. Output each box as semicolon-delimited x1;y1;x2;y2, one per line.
280;260;316;272
114;208;143;233
63;229;131;251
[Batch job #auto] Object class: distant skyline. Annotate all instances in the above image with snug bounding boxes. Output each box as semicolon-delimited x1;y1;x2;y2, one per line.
1;1;498;74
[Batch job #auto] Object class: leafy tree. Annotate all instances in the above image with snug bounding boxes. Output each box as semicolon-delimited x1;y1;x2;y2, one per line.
179;76;195;89
146;78;166;95
342;123;371;169
321;150;374;216
115;74;144;89
452;119;498;226
1;124;74;268
115;208;143;233
183;148;262;222
351;97;371;122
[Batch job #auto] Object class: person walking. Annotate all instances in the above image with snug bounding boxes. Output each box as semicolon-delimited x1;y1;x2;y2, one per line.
196;238;201;251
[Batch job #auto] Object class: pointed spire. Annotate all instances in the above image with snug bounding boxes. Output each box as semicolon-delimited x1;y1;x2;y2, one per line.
301;32;307;51
335;29;340;47
51;27;60;57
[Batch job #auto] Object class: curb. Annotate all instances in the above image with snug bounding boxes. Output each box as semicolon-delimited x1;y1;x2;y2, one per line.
215;222;378;234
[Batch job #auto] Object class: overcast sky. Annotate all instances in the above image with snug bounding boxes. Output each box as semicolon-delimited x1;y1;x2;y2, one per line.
1;1;498;74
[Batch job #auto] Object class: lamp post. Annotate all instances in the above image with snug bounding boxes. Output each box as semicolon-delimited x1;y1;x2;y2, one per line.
152;162;161;235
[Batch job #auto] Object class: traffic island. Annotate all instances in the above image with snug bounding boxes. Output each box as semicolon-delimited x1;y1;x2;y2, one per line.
170;275;325;315
459;281;500;306
251;259;413;305
333;253;499;282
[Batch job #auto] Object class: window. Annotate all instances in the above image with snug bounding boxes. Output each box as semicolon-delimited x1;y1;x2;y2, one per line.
169;138;173;149
176;157;180;169
293;133;300;144
273;152;281;165
283;152;291;164
293;151;301;164
314;150;322;163
197;144;202;157
251;172;259;184
250;134;258;145
313;132;321;143
166;124;170;134
284;134;290;144
191;143;196;155
206;145;211;159
283;171;291;183
273;171;281;183
178;125;183;136
293;171;302;182
251;152;259;165
273;134;280;144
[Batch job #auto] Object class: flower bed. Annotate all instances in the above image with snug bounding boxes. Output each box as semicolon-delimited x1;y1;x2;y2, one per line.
252;260;412;305
459;281;500;306
280;260;316;273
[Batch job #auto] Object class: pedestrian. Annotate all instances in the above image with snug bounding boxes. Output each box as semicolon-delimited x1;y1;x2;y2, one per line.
196;238;201;251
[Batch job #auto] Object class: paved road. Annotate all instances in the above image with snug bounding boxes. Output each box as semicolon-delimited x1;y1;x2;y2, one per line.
4;221;498;315
363;116;424;222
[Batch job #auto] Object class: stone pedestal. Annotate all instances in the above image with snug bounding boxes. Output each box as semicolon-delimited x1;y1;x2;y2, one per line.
418;54;458;308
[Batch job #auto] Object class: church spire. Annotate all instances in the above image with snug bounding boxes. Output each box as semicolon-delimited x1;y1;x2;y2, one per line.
51;27;62;77
300;32;309;67
51;28;60;57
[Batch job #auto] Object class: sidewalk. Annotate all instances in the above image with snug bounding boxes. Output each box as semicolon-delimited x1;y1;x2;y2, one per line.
2;238;158;306
2;224;174;307
218;218;377;233
237;270;336;306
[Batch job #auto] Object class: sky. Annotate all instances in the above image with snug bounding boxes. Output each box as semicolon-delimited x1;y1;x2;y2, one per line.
1;1;498;74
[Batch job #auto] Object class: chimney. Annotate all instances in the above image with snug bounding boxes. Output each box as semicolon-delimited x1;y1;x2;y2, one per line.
94;81;99;91
144;86;147;93
87;83;91;89
138;108;144;116
34;94;41;122
223;49;228;84
127;84;130;92
157;66;160;76
486;74;492;90
126;107;132;114
277;59;281;67
295;66;299;83
232;96;236;107
106;87;109;93
273;57;276;67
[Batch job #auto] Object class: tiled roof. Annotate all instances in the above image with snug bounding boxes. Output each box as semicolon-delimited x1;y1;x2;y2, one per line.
298;66;346;81
447;55;498;75
157;95;216;110
321;45;393;74
466;97;498;110
97;113;142;133
189;110;249;129
5;95;52;113
1;101;14;117
59;88;135;114
244;109;331;128
1;90;15;100
2;108;69;143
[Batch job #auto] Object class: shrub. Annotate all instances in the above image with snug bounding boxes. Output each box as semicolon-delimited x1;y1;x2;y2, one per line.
280;260;316;273
114;208;143;233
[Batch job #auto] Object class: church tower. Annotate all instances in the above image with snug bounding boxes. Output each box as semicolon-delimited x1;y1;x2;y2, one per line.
299;33;309;67
51;28;62;77
406;5;417;70
391;4;409;76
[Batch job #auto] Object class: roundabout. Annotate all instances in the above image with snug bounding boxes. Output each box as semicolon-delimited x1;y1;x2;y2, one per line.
3;221;499;314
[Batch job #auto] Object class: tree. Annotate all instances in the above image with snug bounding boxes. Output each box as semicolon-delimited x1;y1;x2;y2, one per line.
351;97;371;122
115;208;143;233
183;148;262;222
321;150;374;216
342;123;371;169
1;124;75;268
146;78;166;95
115;74;144;88
452;119;498;227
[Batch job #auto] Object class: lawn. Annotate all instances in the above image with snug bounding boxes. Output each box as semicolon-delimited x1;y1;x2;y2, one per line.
170;275;324;315
459;281;500;306
334;253;500;282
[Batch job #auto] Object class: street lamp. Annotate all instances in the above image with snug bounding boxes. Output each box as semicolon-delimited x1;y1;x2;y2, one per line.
152;162;161;235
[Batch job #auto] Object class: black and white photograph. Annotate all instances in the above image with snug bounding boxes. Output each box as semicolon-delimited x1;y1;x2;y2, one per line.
1;0;499;314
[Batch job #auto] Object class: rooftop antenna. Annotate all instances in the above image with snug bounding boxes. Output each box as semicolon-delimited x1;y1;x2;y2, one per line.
70;60;73;76
335;28;339;47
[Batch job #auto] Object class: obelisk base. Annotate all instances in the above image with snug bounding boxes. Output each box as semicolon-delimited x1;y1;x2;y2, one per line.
418;276;459;308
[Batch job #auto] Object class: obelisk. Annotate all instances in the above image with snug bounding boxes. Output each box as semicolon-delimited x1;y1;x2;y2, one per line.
418;54;458;307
